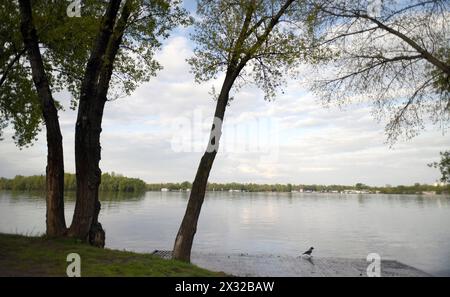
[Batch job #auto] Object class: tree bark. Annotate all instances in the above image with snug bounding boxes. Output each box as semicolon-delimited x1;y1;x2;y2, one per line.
68;0;131;247
172;0;295;262
68;0;121;245
70;99;106;247
18;0;66;236
173;73;235;262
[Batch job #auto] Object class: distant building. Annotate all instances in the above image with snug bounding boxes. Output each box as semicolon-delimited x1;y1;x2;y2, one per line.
161;188;169;192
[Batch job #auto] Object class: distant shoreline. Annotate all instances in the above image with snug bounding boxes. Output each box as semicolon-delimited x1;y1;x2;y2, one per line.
152;189;449;195
1;189;449;196
1;173;449;195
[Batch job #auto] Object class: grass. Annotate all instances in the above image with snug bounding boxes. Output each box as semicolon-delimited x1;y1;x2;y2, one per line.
0;233;223;277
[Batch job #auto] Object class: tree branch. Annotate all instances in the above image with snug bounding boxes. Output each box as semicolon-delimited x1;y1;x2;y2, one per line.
0;48;26;88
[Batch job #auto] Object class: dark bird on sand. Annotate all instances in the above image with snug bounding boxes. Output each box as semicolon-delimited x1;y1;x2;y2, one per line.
302;247;314;256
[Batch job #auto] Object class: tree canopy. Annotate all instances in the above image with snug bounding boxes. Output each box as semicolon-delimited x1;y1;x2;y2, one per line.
429;150;450;183
0;0;190;147
0;172;146;192
306;0;450;142
189;0;317;100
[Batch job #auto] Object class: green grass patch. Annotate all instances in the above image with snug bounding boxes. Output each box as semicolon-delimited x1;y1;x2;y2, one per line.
0;233;222;277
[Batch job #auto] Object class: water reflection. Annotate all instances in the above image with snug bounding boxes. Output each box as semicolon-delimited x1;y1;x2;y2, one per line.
0;190;449;276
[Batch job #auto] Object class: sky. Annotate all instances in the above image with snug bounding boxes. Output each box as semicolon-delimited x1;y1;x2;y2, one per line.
0;1;449;186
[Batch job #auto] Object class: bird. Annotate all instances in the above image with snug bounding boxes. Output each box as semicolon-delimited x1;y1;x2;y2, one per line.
302;247;314;257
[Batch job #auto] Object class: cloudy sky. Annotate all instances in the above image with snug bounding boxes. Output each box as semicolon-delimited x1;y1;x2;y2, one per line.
0;2;449;186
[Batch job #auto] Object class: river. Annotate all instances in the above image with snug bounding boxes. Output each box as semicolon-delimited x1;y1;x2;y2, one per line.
0;190;449;276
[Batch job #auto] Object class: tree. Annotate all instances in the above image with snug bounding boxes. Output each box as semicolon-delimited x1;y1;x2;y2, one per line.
1;1;106;147
287;183;293;192
68;0;189;247
9;0;122;236
428;151;450;183
173;0;314;262
306;0;450;142
1;1;45;146
18;0;67;236
12;0;188;242
355;183;367;190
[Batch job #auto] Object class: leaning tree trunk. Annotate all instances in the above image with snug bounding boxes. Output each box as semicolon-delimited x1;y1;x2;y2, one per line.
172;0;294;261
172;151;218;261
19;0;66;236
173;75;235;262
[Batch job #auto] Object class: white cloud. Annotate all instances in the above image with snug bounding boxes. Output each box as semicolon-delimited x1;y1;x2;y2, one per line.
0;35;448;186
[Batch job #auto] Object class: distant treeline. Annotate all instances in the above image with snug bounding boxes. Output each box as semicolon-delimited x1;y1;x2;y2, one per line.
1;176;448;195
147;182;449;195
0;173;146;192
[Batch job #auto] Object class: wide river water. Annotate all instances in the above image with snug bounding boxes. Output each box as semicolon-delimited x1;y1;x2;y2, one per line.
1;190;449;276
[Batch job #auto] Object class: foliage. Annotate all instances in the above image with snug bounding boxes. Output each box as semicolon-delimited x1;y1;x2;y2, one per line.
1;176;448;195
0;0;190;147
0;172;146;192
147;181;449;194
1;0;100;146
428;150;450;183
188;0;318;100
307;0;450;143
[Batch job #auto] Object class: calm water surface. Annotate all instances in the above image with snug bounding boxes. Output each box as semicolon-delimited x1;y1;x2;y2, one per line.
1;190;449;276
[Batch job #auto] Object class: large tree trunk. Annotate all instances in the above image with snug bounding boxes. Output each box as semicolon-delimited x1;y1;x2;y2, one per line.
18;0;66;237
68;0;121;246
173;75;235;262
70;98;106;247
68;0;131;247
